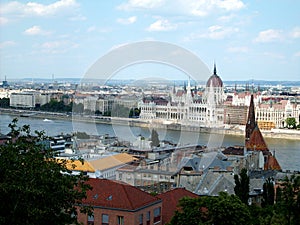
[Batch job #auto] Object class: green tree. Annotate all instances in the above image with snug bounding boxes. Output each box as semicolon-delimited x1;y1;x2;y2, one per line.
150;129;160;147
209;192;251;225
168;192;251;225
0;119;91;225
275;175;300;225
285;117;296;129
262;177;275;207
0;97;10;108
234;168;250;205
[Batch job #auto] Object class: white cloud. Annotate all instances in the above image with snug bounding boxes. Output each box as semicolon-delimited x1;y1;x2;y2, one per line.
254;29;283;43
0;0;79;17
87;26;97;32
218;14;236;23
147;19;177;31
118;0;245;16
117;16;137;25
294;51;300;57
24;26;51;36
290;27;300;38
227;46;249;53
40;40;78;54
187;25;239;40
0;17;9;25
263;52;285;59
117;0;164;10
0;41;16;49
217;0;245;11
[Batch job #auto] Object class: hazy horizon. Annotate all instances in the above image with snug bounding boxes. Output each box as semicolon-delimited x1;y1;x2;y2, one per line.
1;0;299;81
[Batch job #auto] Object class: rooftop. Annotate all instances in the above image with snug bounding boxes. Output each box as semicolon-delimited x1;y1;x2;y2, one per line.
82;178;161;210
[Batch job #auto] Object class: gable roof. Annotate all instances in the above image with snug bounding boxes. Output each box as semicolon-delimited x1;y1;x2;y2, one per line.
83;178;161;211
177;152;231;172
89;153;138;171
194;171;235;196
157;188;198;225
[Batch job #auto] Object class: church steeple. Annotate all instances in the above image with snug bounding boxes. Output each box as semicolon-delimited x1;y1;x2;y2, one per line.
245;94;256;146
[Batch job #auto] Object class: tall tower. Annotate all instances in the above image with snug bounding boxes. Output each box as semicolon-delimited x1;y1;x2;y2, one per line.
245;94;256;145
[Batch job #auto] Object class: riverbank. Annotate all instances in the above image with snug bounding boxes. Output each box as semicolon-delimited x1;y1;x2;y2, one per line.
1;108;300;140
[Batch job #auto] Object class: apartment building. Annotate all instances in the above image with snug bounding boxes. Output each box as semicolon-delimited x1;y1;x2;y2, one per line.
77;178;162;225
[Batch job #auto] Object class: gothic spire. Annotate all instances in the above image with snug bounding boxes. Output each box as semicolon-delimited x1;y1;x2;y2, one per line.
213;62;217;75
245;94;256;146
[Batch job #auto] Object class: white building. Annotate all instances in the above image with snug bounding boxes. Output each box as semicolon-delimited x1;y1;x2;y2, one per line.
10;92;36;108
230;92;300;129
10;91;51;108
139;64;225;127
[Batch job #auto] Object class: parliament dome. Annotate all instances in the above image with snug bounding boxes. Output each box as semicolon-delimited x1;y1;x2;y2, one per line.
206;64;223;87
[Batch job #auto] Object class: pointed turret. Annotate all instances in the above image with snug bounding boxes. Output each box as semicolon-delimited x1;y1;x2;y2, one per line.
183;81;187;93
245;94;256;146
213;62;217;75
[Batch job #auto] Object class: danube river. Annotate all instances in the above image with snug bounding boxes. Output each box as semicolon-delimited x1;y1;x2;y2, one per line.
1;113;299;171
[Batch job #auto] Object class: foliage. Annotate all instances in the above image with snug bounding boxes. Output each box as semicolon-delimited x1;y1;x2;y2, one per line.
285;117;296;129
39;99;72;112
234;168;250;205
274;175;300;225
0;118;92;225
168;192;251;225
0;97;10;108
262;177;275;207
129;107;140;118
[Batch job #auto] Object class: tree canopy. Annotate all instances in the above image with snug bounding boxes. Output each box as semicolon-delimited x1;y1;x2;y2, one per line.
234;168;250;205
168;192;251;225
285;117;297;129
0;118;91;225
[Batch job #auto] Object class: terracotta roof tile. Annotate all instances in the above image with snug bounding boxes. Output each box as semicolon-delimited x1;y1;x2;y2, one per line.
83;179;161;210
157;188;198;224
246;126;269;151
265;155;282;171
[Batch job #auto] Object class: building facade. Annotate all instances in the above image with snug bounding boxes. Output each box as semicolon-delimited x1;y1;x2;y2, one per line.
139;65;225;127
77;179;162;225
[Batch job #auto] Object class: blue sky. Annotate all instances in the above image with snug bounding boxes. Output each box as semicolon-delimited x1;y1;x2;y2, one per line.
0;0;299;81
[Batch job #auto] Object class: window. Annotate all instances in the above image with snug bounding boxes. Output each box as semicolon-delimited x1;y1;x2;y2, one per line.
139;214;143;225
88;213;94;225
102;214;109;225
146;211;150;225
117;216;124;225
154;207;161;223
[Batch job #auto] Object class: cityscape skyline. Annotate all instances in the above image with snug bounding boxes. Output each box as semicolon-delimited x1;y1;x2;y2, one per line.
0;0;300;81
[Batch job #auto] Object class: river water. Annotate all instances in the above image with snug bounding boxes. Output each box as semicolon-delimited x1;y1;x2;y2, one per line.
1;113;299;171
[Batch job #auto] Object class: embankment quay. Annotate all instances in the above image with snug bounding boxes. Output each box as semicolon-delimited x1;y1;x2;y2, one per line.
1;108;300;140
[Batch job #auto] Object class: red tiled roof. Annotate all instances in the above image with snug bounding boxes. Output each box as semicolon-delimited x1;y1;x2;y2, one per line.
83;178;161;210
157;188;198;224
246;126;269;151
264;155;282;171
